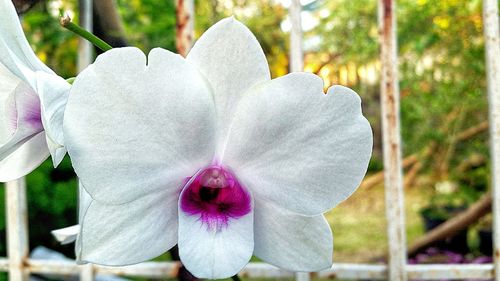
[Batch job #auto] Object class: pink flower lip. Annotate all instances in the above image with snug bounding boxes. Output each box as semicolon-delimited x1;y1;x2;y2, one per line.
180;164;251;231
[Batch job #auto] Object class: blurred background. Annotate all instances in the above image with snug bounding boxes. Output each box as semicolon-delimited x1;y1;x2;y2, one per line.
0;0;495;278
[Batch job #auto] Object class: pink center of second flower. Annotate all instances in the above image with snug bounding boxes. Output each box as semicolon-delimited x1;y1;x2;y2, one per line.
180;165;251;230
6;85;43;134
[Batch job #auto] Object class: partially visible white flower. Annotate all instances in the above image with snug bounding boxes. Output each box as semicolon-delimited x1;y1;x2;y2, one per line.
64;18;373;278
0;0;70;181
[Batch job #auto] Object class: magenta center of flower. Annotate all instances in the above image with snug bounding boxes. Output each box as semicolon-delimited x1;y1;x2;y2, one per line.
180;165;251;230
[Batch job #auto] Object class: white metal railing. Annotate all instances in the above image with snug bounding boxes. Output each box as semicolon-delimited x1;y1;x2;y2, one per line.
378;0;407;280
2;0;500;280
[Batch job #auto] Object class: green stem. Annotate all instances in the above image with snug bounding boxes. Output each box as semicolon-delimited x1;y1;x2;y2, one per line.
59;14;112;52
231;274;242;281
66;77;76;84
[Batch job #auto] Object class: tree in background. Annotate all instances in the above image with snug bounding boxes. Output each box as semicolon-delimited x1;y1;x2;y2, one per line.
196;0;289;77
313;0;489;187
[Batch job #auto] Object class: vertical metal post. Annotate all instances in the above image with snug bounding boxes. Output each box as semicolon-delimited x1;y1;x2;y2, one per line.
78;2;94;280
290;3;307;280
290;0;303;72
378;0;407;281
6;180;29;281
291;0;309;276
80;264;94;281
295;272;310;281
78;0;93;71
175;0;194;57
483;0;500;280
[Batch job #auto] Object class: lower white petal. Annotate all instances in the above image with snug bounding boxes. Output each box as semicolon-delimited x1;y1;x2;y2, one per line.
0;81;44;161
254;199;333;271
178;185;254;279
0;54;48;181
0;131;49;181
77;187;178;266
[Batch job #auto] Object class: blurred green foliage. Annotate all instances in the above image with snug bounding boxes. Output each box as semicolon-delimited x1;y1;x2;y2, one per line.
116;0;176;52
196;0;289;77
315;0;488;161
0;157;78;257
313;0;491;209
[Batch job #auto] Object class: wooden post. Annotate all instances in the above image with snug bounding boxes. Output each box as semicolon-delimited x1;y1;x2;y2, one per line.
378;1;407;281
6;180;29;281
289;0;303;72
175;0;194;57
482;0;500;280
78;0;93;71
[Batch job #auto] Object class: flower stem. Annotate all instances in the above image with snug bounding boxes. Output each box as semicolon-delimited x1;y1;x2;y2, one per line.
231;274;242;281
66;77;76;84
59;14;112;52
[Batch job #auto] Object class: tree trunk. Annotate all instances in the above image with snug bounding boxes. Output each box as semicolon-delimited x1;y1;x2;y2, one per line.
175;0;194;57
12;0;42;14
407;192;492;256
361;121;489;190
92;0;127;53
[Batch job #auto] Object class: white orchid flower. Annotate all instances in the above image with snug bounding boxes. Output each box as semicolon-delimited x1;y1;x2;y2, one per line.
0;0;70;181
64;18;372;278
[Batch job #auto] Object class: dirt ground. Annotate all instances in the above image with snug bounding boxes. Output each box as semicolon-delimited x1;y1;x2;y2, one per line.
325;182;431;263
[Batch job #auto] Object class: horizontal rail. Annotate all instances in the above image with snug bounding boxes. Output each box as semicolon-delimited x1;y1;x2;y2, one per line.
0;259;494;280
406;264;494;280
0;258;7;270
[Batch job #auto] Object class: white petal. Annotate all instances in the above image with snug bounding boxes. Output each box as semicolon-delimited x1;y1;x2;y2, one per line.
46;138;66;167
223;74;373;215
64;47;216;204
0;0;53;88
35;71;70;167
0;31;48;179
78;182;92;223
178;188;254;279
0;61;20;110
0;132;49;182
75;183;92;255
254;199;333;271
186;17;270;153
77;187;178;266
0;44;48;181
0;82;44;161
51;225;80;245
0;62;26;141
